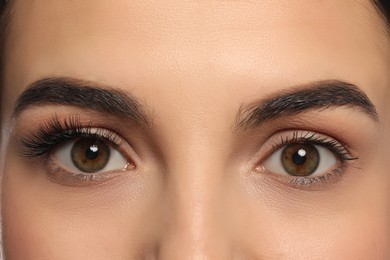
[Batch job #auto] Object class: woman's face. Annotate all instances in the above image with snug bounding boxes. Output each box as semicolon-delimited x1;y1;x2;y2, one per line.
1;0;390;259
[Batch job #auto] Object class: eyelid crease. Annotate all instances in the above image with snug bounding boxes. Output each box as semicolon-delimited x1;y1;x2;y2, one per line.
270;131;357;162
264;130;358;162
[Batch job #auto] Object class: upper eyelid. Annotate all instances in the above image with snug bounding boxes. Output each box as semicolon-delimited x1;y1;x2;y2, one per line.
19;117;125;158
272;132;351;153
254;130;356;164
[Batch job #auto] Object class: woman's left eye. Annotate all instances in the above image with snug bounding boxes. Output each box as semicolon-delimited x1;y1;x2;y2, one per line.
263;143;337;177
53;137;129;174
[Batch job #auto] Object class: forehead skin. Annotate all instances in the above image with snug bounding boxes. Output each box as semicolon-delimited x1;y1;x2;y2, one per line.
1;0;390;259
2;0;390;115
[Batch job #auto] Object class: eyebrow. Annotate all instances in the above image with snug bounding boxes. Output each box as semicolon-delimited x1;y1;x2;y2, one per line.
373;0;390;28
235;80;379;130
13;77;152;128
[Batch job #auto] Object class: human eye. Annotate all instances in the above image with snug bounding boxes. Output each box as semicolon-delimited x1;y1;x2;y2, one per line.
19;115;134;186
258;130;358;188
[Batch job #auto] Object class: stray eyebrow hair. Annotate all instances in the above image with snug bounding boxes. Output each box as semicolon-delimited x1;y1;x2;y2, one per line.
13;77;152;128
235;80;379;130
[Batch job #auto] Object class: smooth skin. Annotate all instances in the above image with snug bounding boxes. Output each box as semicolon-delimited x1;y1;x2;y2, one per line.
1;0;390;259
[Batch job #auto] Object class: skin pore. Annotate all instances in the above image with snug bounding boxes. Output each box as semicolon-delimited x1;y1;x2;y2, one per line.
1;0;390;259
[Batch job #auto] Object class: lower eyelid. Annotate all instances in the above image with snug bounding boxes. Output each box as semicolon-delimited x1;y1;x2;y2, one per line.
257;130;354;162
288;166;344;187
44;157;130;187
255;164;348;191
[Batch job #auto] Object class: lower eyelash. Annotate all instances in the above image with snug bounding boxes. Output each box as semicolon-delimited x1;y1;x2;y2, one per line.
43;159;128;187
288;166;344;187
47;160;112;183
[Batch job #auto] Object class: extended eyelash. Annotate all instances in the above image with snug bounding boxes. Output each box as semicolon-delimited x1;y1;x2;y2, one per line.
20;115;119;158
272;130;358;162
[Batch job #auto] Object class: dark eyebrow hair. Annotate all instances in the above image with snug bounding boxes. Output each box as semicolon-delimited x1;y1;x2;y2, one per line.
13;77;152;128
374;0;390;26
235;80;379;130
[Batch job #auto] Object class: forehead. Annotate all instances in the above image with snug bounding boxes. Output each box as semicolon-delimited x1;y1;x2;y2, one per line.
3;0;390;109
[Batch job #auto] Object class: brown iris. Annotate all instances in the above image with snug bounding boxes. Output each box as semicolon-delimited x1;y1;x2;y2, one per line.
281;143;319;176
71;138;110;173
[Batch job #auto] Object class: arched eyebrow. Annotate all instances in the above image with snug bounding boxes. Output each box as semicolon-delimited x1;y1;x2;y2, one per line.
12;77;152;129
235;80;379;130
13;78;379;131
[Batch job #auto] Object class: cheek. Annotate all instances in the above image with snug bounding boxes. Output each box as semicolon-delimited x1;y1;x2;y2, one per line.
1;156;159;260
240;168;390;258
312;219;388;258
242;210;390;258
2;203;127;259
311;197;390;257
334;220;390;258
2;167;66;259
1;165;96;259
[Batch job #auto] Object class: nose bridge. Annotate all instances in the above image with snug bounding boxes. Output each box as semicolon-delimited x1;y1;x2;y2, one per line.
157;141;231;259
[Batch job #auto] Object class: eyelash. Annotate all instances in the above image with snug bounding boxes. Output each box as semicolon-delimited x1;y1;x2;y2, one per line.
20;115;120;159
260;130;358;188
19;115;131;185
20;117;357;189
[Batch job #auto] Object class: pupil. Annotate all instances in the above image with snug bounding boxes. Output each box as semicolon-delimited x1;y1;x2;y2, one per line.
281;143;320;177
71;138;111;173
85;145;99;160
292;148;307;165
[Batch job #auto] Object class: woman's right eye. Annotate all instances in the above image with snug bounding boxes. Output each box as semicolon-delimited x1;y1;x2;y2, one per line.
18;116;138;185
53;137;130;174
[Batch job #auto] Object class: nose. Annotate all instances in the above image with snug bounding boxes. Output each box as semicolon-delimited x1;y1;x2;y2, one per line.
155;153;233;260
157;203;231;260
